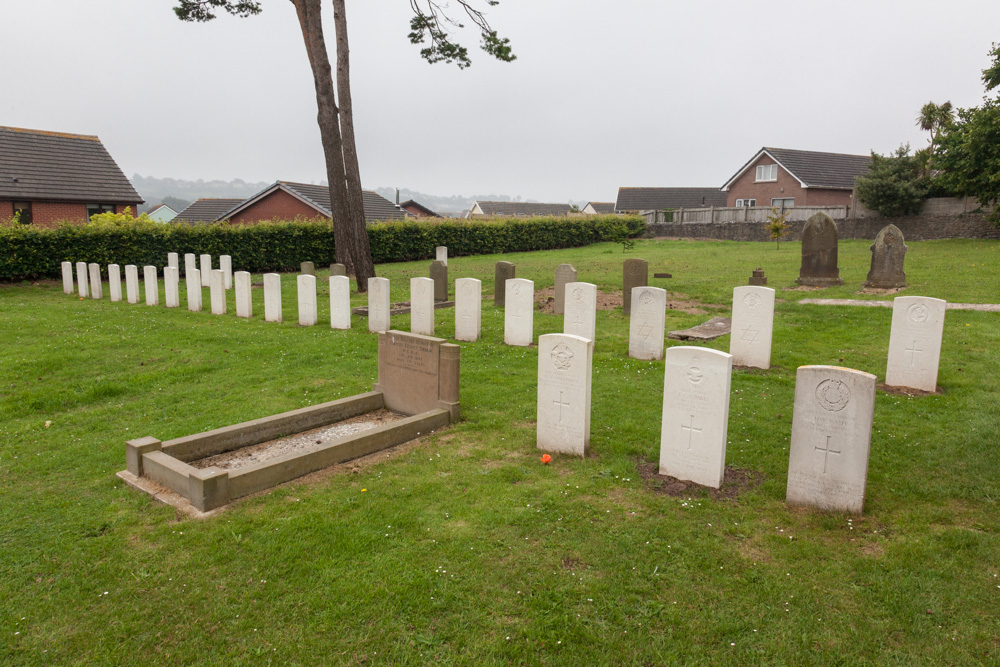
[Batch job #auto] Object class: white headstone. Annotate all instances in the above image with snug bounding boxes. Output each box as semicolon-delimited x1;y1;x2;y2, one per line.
108;264;122;302
297;274;317;326
199;254;211;287
563;282;597;342
454;278;482;342
537;333;593;456
210;269;226;315
220;255;233;290
187;268;203;311
167;252;179;270
504;278;534;346
88;263;103;299
184;253;196;276
729;286;776;369
235;271;252;318
125;265;139;304
786;365;876;514
329;275;351;330
436;246;448;266
368;277;390;333
628;286;667;360
75;262;89;298
61;262;74;294
143;266;159;306
659;346;733;489
164;266;180;307
410;277;435;336
263;273;282;322
885;296;946;392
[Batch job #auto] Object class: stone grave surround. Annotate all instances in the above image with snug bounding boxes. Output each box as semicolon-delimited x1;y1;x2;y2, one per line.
786;365;876;514
537;333;593;456
504;278;534;346
563;281;597;342
628;286;667;360
885;296;946;392
121;330;460;514
553;264;577;315
864;224;907;289
623;258;648;315
494;261;515;307
454;277;482;342
729;286;775;370
410;277;435;336
797;212;843;287
659;346;732;489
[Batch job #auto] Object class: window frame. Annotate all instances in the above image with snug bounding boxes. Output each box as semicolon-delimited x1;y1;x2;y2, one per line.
771;197;794;208
754;164;778;182
86;203;116;219
13;201;33;224
735;198;756;207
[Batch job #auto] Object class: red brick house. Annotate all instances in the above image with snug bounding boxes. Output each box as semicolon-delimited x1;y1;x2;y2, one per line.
614;187;727;213
0;126;143;227
721;147;871;209
173;198;244;224
220;181;409;224
398;199;441;218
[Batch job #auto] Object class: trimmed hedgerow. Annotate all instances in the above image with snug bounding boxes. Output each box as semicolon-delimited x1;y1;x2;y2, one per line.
0;215;644;281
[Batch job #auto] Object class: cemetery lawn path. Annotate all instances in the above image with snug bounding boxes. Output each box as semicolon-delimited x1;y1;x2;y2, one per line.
1;237;998;665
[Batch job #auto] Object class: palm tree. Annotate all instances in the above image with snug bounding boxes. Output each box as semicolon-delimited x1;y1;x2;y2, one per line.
916;101;954;174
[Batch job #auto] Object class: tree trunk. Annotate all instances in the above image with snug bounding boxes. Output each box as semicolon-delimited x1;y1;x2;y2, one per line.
333;0;375;291
291;0;355;273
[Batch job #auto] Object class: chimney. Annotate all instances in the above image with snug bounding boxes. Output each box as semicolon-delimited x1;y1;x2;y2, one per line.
395;188;399;205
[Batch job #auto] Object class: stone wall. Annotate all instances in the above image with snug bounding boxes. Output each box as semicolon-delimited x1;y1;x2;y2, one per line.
644;213;1000;242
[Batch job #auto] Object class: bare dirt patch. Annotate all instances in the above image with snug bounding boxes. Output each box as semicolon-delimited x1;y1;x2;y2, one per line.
535;286;622;314
782;285;823;292
635;459;763;501
192;409;405;470
856;286;905;296
877;383;943;397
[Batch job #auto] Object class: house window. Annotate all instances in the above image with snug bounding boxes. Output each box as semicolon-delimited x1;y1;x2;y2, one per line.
86;203;115;219
755;164;778;182
735;199;756;207
771;198;794;208
13;201;32;224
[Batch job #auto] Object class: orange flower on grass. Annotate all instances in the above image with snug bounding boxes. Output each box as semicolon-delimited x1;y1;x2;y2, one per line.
540;454;552;464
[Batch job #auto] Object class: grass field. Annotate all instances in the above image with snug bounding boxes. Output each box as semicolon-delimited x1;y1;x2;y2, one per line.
2;237;999;665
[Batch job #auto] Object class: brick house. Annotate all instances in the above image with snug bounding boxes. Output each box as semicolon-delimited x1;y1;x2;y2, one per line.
173;198;245;224
614;187;727;213
0;126;143;227
398;199;441;218
466;201;575;218
220;181;408;224
721;147;871;209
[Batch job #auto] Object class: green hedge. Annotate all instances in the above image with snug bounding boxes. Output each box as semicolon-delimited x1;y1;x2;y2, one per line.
0;215;644;281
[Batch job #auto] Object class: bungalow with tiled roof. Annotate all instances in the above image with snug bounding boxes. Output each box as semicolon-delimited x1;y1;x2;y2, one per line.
721;147;871;209
0;125;143;226
582;202;616;214
466;201;575;218
614;188;727;213
220;181;408;224
146;203;178;223
173;198;244;224
399;199;441;218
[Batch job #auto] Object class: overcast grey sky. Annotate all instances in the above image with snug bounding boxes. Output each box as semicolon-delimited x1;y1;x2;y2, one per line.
4;1;999;203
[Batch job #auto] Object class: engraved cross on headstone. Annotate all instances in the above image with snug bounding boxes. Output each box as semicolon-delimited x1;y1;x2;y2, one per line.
906;339;923;366
680;414;702;449
554;391;570;423
814;435;841;474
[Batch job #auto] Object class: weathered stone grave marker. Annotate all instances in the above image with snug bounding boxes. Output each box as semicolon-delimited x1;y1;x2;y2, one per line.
494;261;515;307
504;278;534;346
300;261;315;276
537;333;593;456
623;258;648;315
368;277;390;333
329;263;347;277
564;281;596;341
187;268;202;311
430;260;448;301
330;275;351;329
125;265;139;304
786;365;876;513
454;277;482;342
144;266;159;306
108;264;122;302
864;224;907;289
164;266;180;308
373;330;460;421
659;346;732;488
263;273;281;322
61;262;74;294
885;296;946;392
797;212;843;286
76;261;89;298
210;269;226;315
553;264;577;315
729;286;775;369
629;286;667;360
199;254;212;287
410;277;435;336
748;267;767;286
235;271;252;318
297;274;317;326
436;246;448;266
88;263;103;299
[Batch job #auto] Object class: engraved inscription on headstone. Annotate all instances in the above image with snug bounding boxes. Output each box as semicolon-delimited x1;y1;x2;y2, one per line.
623;258;648;315
553;264;577;315
504;278;534;346
885;296;946;392
563;281;597;342
729;286;775;369
786;365;876;514
494;261;515;307
537;333;593;456
628;286;667;360
373;330;460;420
454;277;482;342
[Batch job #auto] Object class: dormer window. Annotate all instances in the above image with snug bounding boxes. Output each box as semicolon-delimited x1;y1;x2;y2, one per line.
755;164;778;182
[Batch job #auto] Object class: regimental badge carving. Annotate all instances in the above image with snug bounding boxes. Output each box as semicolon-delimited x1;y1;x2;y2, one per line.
685;358;705;386
626;262;643;277
743;292;761;308
815;379;851;411
639;290;653;306
907;302;929;323
372;281;381;294
511;283;522;297
415;281;426;295
462;282;474;296
572;287;583;301
885;233;895;245
551;344;574;370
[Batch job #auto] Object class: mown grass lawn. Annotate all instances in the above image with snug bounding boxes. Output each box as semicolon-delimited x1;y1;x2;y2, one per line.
1;237;998;665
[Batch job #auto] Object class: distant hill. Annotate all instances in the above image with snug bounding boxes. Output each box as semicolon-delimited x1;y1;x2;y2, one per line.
131;174;272;213
373;187;588;218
